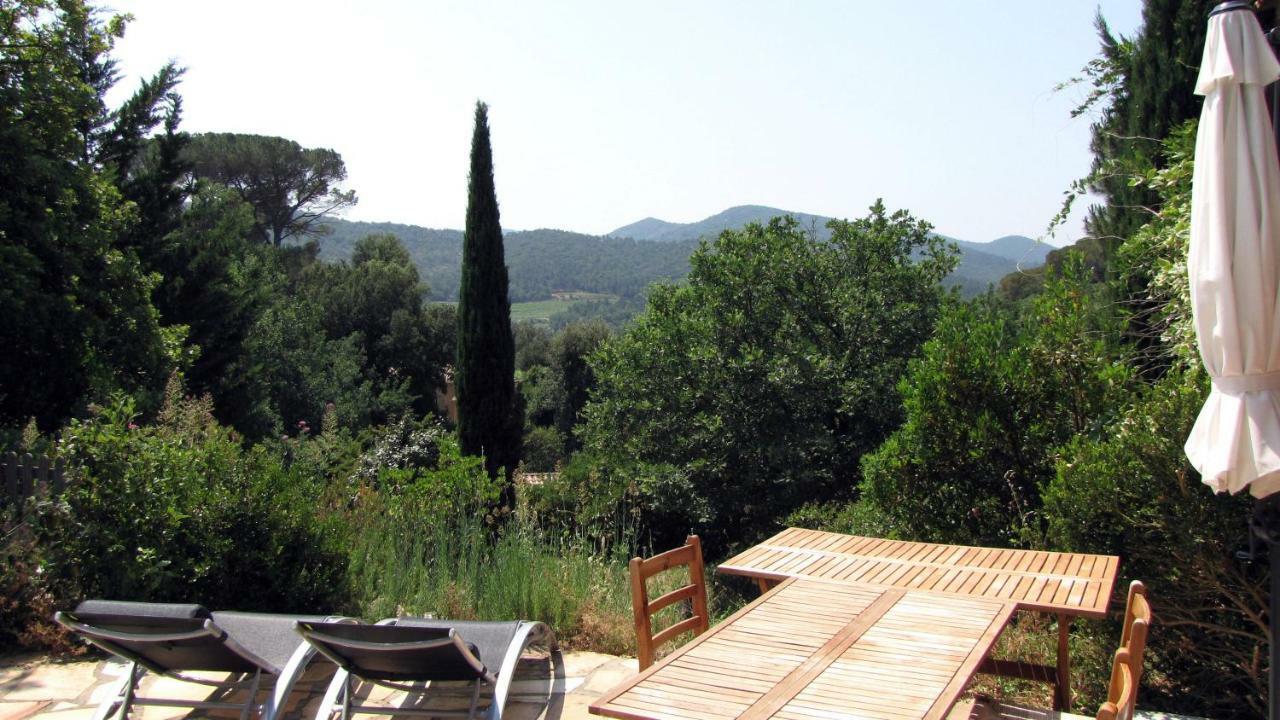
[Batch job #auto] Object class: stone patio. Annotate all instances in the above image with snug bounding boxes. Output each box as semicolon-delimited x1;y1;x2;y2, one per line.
0;650;637;720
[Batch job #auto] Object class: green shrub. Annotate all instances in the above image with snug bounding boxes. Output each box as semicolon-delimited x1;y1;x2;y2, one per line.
1043;368;1262;717
520;426;564;472
524;451;649;554
349;416;447;496
783;498;896;539
34;389;349;614
862;260;1133;546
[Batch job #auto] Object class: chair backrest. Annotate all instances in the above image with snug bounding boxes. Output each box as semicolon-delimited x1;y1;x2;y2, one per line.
1116;580;1150;717
1096;648;1136;720
629;535;710;670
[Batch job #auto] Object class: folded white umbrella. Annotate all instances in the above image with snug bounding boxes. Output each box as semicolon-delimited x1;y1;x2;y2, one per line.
1186;5;1280;498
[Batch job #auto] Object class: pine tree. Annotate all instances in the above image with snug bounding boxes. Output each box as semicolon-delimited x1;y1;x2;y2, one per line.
456;101;520;509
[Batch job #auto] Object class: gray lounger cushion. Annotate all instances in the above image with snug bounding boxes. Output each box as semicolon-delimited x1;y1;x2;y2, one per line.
296;619;521;682
75;599;211;619
393;618;521;672
211;611;328;674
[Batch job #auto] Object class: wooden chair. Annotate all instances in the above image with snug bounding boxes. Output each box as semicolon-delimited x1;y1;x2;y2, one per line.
1114;581;1149;717
958;581;1150;720
956;647;1137;720
1096;648;1137;720
629;535;710;670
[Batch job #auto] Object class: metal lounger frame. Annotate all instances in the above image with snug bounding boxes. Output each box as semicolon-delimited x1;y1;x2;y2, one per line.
304;619;560;720
55;611;350;720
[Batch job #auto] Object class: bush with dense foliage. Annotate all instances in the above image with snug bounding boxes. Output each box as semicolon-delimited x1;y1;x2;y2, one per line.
1044;368;1260;716
30;383;350;616
862;258;1134;546
2;395;641;655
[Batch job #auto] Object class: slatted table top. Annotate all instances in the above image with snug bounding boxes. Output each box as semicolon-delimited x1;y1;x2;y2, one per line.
590;576;1014;720
718;528;1120;619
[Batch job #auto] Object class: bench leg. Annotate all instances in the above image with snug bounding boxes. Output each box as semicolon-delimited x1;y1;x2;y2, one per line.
1055;613;1071;712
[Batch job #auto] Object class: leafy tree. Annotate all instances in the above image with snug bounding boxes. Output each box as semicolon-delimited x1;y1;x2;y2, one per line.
151;184;268;402
215;233;449;439
551;320;610;452
421;303;457;381
226;288;375;439
0;0;174;430
110;67;189;261
521;426;565;472
302;234;445;423
519;364;557;429
514;322;554;372
184;132;357;246
862;259;1134;546
581;207;956;551
997;236;1106;301
455;101;520;507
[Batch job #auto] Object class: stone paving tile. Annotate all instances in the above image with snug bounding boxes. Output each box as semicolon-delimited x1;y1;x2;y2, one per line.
2;650;638;720
17;707;94;720
0;700;50;720
0;659;100;704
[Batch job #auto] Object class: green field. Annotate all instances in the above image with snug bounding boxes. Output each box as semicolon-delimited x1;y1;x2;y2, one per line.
510;294;616;324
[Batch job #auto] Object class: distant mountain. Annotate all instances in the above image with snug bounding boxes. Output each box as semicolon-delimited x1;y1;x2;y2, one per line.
608;206;1049;293
319;208;1048;303
609;205;830;243
609;216;686;241
951;235;1051;268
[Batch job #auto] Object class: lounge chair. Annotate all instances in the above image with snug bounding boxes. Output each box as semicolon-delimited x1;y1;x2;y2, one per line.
55;600;347;720
296;617;559;720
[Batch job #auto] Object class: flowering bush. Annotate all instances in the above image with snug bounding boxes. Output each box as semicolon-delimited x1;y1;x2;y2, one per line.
350;417;446;492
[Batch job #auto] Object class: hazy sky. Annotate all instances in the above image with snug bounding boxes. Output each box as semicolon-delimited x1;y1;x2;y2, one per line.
104;2;1145;245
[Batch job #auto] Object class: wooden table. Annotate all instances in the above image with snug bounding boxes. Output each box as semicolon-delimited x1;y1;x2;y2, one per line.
590;576;1014;720
718;528;1122;710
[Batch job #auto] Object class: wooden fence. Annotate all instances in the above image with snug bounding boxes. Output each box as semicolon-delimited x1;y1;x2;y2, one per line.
2;452;66;509
3;452;66;548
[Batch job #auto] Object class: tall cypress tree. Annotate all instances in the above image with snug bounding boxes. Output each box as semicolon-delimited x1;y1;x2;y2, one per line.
1085;0;1214;251
456;101;520;509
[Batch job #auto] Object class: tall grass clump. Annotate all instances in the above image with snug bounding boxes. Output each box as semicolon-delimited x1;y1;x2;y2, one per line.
346;422;635;653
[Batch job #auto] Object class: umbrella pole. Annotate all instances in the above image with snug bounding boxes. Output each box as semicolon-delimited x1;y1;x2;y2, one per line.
1252;496;1280;720
1257;18;1280;720
1271;27;1280;167
1272;543;1278;720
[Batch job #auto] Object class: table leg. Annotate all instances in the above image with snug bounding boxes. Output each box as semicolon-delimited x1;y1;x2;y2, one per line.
1055;613;1071;712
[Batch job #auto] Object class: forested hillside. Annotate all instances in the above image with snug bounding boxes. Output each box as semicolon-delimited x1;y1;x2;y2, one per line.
323;214;1047;302
319;221;697;301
